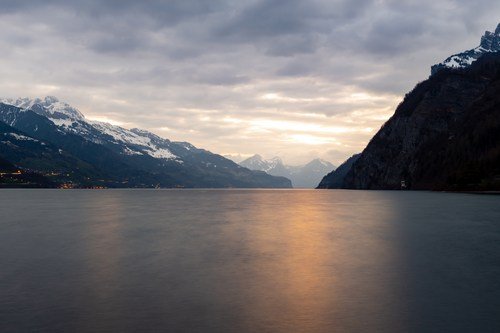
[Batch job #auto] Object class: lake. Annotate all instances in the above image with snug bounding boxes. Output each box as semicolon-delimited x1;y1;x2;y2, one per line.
1;189;499;332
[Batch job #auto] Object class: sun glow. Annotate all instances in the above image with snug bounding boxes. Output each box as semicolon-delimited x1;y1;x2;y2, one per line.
247;119;355;135
287;134;337;145
260;93;330;103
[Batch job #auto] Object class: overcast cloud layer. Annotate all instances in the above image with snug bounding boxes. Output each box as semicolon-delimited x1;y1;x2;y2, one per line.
0;0;499;165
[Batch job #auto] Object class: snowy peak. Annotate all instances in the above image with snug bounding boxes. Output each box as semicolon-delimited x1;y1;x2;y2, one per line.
240;154;286;173
1;96;85;121
239;155;335;188
431;23;500;75
240;154;268;170
267;156;285;170
304;158;334;170
2;96;181;161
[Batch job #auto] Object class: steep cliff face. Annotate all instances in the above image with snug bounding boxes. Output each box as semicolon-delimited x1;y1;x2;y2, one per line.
342;53;500;190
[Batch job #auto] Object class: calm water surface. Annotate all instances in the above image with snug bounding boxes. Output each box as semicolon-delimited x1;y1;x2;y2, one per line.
1;189;499;332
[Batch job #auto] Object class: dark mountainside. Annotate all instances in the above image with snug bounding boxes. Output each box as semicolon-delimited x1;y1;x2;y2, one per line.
317;154;359;189
322;53;500;190
0;126;56;188
0;156;15;171
0;101;291;188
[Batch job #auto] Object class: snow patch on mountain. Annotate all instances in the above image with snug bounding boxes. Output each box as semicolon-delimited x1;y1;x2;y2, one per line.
147;148;176;159
5;133;38;142
92;121;150;147
91;121;179;160
51;118;77;128
2;96;182;161
432;23;500;74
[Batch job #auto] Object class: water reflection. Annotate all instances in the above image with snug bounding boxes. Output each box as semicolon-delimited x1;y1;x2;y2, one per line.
79;193;127;332
386;192;500;332
1;190;499;332
242;191;338;332
218;190;408;332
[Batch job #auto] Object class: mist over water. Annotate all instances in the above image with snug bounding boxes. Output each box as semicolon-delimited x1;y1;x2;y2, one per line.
1;190;499;332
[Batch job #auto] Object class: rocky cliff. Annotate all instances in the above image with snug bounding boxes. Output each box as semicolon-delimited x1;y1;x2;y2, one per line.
337;53;500;190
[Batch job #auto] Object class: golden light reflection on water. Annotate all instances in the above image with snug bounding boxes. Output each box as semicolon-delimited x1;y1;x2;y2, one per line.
45;190;411;332
80;193;127;332
1;190;498;332
221;190;408;332
266;193;335;332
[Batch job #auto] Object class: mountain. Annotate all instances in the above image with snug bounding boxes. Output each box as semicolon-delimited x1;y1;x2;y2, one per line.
0;119;99;182
0;97;291;188
240;154;278;173
292;159;336;188
0;156;16;172
323;52;500;190
431;23;500;75
0;123;57;188
239;154;335;188
317;154;360;189
240;155;290;176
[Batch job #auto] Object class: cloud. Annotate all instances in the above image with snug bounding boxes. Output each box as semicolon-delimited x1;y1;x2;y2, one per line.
0;0;499;165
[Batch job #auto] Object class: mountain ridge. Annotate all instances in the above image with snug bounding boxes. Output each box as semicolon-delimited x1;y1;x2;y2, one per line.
0;98;291;188
240;154;335;188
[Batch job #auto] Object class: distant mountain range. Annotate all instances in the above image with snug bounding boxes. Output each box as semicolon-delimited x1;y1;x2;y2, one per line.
0;97;291;188
319;24;500;191
239;154;335;188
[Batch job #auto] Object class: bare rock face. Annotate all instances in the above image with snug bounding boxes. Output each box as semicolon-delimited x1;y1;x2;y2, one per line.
341;53;500;190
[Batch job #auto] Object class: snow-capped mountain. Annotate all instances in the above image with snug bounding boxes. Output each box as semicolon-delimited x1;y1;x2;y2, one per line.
1;96;183;162
238;154;270;171
2;96;85;121
240;155;289;174
431;23;500;75
0;97;291;188
239;154;335;188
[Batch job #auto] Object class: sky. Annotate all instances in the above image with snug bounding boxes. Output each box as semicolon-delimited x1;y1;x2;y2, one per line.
0;1;499;165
